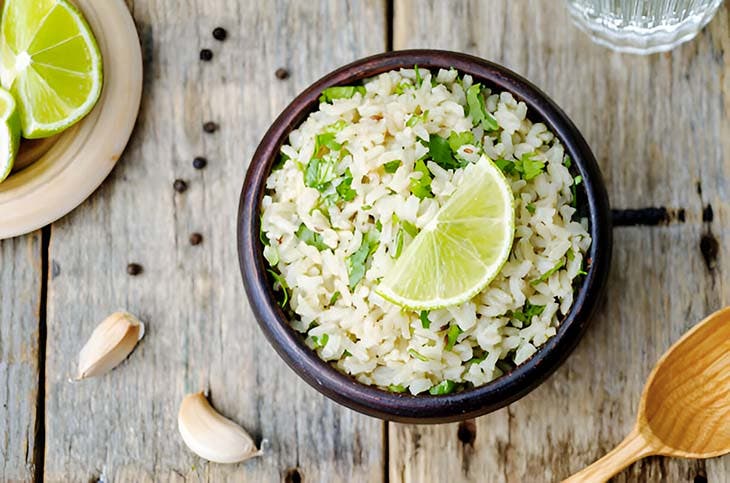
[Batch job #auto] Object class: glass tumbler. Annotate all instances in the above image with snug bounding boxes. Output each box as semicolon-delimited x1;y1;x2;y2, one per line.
565;0;725;54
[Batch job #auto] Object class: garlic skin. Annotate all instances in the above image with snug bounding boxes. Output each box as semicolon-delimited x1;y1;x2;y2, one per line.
76;311;144;380
178;391;263;464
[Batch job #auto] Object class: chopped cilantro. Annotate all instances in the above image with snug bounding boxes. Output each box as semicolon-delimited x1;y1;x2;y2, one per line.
383;160;402;173
447;131;474;152
510;303;545;324
393;229;404;258
267;269;289;308
388;384;407;393
402;221;419;238
428;134;460;170
526;202;536;214
336;167;357;201
419;311;430;329
515;154;545;181
494;158;515;175
361;204;372;210
563;155;572;168
296;224;329;251
343;349;352;357
574;175;583;186
446;324;462;350
566;248;575;261
315;132;342;154
329;291;341;305
577;269;588;276
394;81;413;95
304;156;338;191
467;352;488;365
319;85;366;103
408;348;429;362
429;380;456;395
347;228;380;289
414;65;423;87
311;333;329;349
406;109;429;127
466;84;499;131
410;159;433;199
531;259;566;285
324;119;347;133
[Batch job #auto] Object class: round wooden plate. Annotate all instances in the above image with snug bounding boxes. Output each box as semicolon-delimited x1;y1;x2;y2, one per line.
0;0;143;239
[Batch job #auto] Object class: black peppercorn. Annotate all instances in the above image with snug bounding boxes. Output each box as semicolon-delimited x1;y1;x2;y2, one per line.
173;179;188;193
275;68;289;80
189;233;203;246
193;156;207;169
212;27;227;41
127;263;143;276
199;49;213;61
203;121;218;133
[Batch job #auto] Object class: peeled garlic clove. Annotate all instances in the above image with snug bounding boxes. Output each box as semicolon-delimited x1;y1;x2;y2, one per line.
178;391;263;464
76;311;144;380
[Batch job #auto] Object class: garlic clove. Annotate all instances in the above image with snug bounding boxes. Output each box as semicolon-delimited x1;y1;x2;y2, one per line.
178;391;264;464
76;311;144;380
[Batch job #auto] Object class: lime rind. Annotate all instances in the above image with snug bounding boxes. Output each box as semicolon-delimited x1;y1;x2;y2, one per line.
0;0;103;139
0;87;21;183
376;157;515;311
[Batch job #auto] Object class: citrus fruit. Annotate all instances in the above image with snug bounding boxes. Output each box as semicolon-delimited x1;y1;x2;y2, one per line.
0;87;21;183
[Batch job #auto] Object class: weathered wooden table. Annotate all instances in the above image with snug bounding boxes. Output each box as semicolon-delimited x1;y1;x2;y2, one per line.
2;0;729;481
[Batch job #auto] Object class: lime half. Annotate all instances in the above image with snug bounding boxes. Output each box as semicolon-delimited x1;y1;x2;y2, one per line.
0;0;103;139
377;157;515;310
0;88;21;183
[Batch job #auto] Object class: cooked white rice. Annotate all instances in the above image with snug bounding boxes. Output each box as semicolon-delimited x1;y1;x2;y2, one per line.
261;68;591;395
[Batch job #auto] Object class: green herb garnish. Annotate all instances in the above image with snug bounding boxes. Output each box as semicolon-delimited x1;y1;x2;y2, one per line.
393;229;404;258
343;349;352;357
428;134;460;170
383;160;402;173
494;158;515;175
267;269;289;308
563;155;572;168
419;310;430;329
329;291;341;305
296;224;329;251
414;65;423;87
409;159;433;199
515;154;545;181
526;202;536;214
336;167;357;201
406;109;429;127
429;380;456;395
401;220;418;238
446;324;463;350
531;258;566;285
311;333;329;349
319;85;366;103
304;156;338;191
388;384;407;393
466;84;498;131
447;131;474;152
510;303;545;324
346;227;380;289
408;348;429;362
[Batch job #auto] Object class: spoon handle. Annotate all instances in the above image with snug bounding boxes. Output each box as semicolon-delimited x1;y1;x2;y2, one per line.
563;429;655;482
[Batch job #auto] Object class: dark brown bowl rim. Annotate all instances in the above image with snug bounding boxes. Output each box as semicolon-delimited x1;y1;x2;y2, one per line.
238;50;612;424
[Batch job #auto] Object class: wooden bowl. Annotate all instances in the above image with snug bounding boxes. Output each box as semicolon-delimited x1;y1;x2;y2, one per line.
0;0;142;239
238;50;612;423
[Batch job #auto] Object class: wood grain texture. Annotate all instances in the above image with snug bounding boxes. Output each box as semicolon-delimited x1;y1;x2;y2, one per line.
0;232;42;481
42;0;386;481
392;1;730;482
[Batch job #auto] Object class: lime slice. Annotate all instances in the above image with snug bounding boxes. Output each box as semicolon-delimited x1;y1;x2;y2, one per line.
377;157;515;310
0;87;21;183
0;0;103;139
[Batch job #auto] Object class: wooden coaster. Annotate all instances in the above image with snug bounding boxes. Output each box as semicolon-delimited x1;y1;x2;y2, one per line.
0;0;143;239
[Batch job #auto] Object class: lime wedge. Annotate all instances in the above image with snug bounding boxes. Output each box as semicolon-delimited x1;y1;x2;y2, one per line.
0;87;20;183
377;157;515;310
0;0;103;139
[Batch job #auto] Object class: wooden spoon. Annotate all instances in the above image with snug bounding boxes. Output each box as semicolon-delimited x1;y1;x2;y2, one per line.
564;307;730;482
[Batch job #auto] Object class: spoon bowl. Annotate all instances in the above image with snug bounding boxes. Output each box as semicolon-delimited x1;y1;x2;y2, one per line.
565;307;730;481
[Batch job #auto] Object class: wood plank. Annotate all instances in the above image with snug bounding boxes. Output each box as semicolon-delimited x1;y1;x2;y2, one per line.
0;232;42;481
392;1;730;482
42;0;387;481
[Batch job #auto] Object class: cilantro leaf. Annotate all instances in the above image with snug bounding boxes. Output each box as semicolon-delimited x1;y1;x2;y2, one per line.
419;311;430;329
408;348;429;362
531;258;566;285
494;158;516;175
447;131;474;151
526;202;536;214
563;155;572;168
329;291;341;305
393;228;404;258
429;380;456;395
336;167;357;201
414;65;423;87
311;333;329;349
296;224;329;251
394;81;413;95
510;302;545;325
319;85;366;103
388;384;407;393
401;220;419;238
315;132;342;154
383;160;402;173
346;227;380;289
304;156;338;191
466;84;498;131
410;159;433;199
515;154;545;181
446;324;463;350
428;134;460;170
406;109;429;127
267;269;289;308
